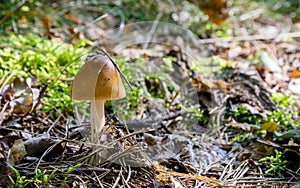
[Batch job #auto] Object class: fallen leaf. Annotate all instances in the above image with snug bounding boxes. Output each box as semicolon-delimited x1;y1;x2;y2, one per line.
8;139;27;166
1;84;14;102
10;95;33;115
23;133;51;157
187;0;228;25
290;70;300;78
261;122;278;133
144;133;165;146
42;16;51;34
64;13;81;24
0;135;20;161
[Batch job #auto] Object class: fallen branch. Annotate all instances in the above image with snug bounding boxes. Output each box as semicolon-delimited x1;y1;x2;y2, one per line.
199;32;300;43
154;163;223;186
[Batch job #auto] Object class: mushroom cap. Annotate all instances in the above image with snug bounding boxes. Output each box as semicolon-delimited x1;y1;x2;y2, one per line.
71;54;126;100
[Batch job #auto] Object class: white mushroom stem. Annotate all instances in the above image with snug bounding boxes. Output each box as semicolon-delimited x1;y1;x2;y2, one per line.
90;100;105;143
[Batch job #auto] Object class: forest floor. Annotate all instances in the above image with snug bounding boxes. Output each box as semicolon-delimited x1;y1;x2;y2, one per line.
0;0;300;187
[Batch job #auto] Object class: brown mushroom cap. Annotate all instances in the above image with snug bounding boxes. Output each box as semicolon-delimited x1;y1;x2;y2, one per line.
71;54;126;100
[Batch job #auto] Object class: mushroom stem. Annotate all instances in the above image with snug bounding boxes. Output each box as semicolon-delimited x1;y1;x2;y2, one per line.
90;100;105;143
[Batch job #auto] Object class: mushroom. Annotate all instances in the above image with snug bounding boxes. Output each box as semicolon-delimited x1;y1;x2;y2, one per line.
71;54;126;142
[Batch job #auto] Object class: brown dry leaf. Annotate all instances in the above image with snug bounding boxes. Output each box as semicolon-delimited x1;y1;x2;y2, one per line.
1;84;14;102
187;0;228;25
144;133;165;146
0;135;20;161
68;26;81;42
192;76;229;92
42;16;51;34
23;133;65;159
290;70;300;78
11;95;33;115
5;77;42;115
64;13;81;24
42;15;57;38
237;151;252;161
8;139;27;166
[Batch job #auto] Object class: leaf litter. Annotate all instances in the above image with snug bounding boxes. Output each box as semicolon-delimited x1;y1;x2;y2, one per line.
1;2;300;187
1;42;299;187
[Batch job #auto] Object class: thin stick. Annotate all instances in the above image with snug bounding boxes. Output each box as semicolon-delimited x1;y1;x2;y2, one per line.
112;168;122;188
0;0;26;24
93;171;104;188
154;163;223;186
142;13;162;49
46;114;62;134
0;71;16;93
199;32;300;43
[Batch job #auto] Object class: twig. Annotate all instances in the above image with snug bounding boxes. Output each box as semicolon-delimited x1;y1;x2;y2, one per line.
154;163;223;186
45;77;74;81
199;32;300;43
0;101;10;125
0;72;8;87
116;111;183;129
112;168;122;188
35;140;62;173
93;171;104;188
204;146;237;174
46;114;62;134
125;166;131;187
142;13;162;49
219;155;236;180
0;71;16;93
0;0;26;24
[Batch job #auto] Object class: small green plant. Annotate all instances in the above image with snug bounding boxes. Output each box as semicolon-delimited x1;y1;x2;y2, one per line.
62;163;81;181
33;168;59;185
145;76;165;99
230;132;250;142
268;93;299;129
183;106;209;125
9;164;81;187
233;106;263;124
259;149;288;175
8;166;30;188
9;166;58;187
0;34;92;115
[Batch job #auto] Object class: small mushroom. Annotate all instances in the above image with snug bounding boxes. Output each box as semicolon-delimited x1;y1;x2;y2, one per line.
71;54;126;142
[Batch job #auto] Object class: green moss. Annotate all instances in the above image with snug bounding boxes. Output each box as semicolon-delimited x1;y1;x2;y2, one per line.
0;34;92;114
